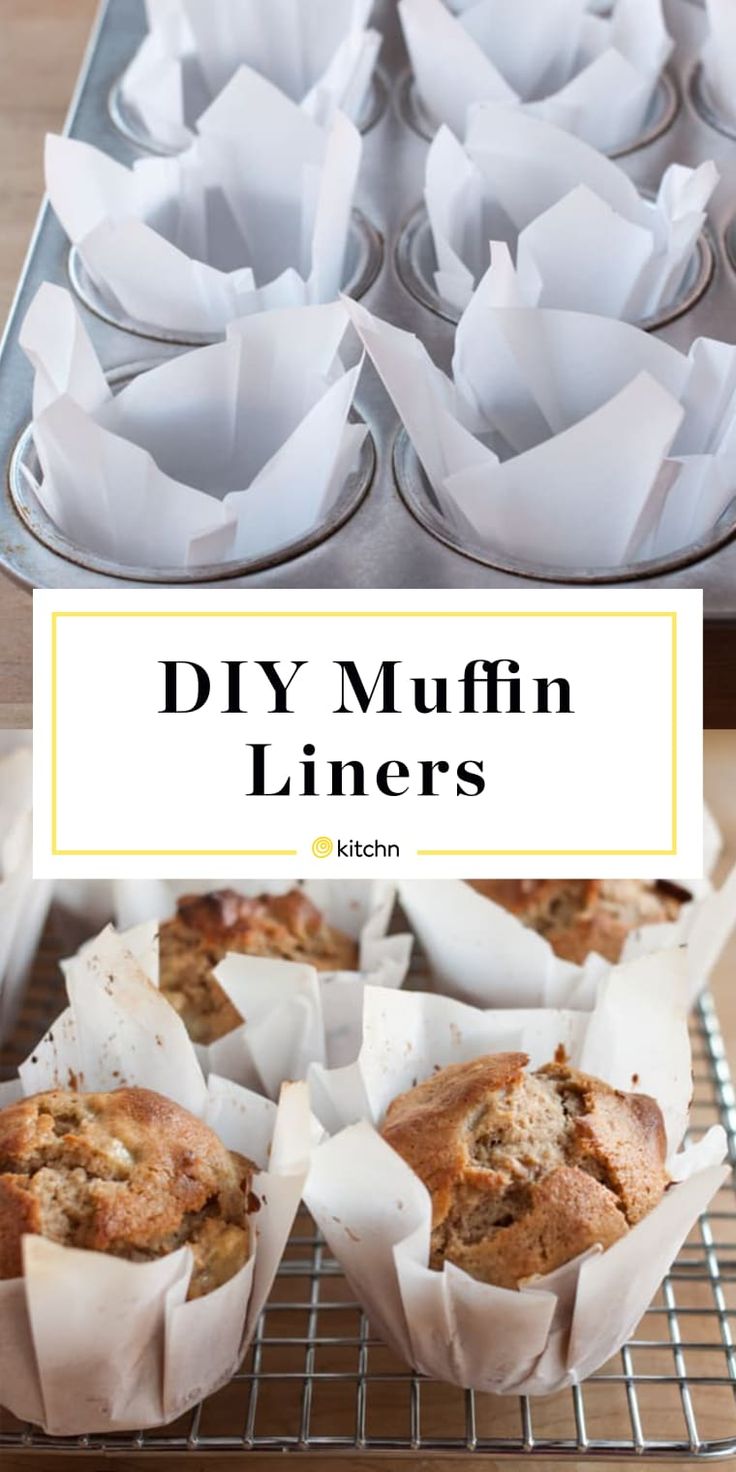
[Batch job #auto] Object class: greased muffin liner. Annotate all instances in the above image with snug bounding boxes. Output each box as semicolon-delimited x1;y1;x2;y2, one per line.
304;958;728;1396
0;928;311;1434
106;879;412;1092
398;817;736;1009
0;739;53;1037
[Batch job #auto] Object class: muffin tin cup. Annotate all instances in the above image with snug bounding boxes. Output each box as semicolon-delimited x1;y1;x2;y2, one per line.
67;209;384;348
394;66;681;159
688;61;736;143
9;365;377;584
109;66;391;158
392;428;736;586
394;200;716;332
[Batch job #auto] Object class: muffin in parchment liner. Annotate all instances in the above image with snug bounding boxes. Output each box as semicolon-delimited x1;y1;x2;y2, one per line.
0;928;311;1434
0;740;54;1038
84;880;412;1093
398;845;736;1012
304;956;728;1396
119;0;381;153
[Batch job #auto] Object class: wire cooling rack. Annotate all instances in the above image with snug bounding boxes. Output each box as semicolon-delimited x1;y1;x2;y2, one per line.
1;915;736;1459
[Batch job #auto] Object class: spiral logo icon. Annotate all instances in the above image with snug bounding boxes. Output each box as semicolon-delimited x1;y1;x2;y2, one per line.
312;835;334;860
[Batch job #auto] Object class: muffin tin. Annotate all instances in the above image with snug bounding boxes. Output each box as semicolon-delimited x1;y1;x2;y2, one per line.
1;908;735;1459
1;0;736;598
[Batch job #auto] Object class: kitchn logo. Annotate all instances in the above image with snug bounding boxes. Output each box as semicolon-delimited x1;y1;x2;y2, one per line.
312;836;400;860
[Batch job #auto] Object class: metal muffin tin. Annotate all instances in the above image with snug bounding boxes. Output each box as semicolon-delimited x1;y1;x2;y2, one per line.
1;0;736;600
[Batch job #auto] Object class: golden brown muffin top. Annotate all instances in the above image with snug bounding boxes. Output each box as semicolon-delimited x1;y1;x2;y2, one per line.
159;888;360;1045
468;879;689;965
381;1053;668;1288
0;1087;253;1297
171;888;358;968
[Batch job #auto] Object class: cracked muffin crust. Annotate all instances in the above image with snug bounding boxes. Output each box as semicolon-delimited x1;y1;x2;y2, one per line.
159;888;359;1045
381;1053;668;1289
0;1087;254;1298
468;879;690;966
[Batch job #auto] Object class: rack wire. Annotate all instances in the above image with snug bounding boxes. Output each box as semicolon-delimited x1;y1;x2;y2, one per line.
1;914;736;1458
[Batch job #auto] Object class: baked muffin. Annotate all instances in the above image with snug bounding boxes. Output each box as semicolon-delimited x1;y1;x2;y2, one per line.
381;1053;668;1288
0;1087;253;1298
468;879;690;966
159;888;359;1044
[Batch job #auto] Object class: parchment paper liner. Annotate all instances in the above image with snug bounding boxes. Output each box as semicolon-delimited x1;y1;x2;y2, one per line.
424;103;717;317
398;863;736;1011
700;0;736;131
0;741;54;1038
119;0;381;153
19;283;365;571
399;0;673;154
48;67;362;338
347;280;736;571
79;881;413;1094
0;929;311;1434
305;962;728;1396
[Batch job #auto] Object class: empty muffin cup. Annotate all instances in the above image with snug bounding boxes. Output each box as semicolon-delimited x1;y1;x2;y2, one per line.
689;61;736;141
113;0;384;155
393;428;736;585
47;67;376;344
16;285;374;583
395;202;714;332
110;66;389;155
67;209;384;349
396;66;679;156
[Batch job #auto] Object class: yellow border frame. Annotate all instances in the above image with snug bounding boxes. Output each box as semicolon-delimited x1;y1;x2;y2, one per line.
50;609;678;858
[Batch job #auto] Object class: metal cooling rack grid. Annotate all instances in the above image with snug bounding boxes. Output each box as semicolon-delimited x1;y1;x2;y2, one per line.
1;927;736;1458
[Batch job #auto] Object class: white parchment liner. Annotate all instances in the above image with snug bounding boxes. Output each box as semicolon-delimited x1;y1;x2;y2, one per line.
347;281;736;570
120;0;381;152
305;963;728;1395
701;0;736;129
19;283;365;570
398;859;736;1011
399;0;672;153
73;881;413;1094
0;741;54;1038
425;104;717;316
49;67;362;337
0;929;311;1434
